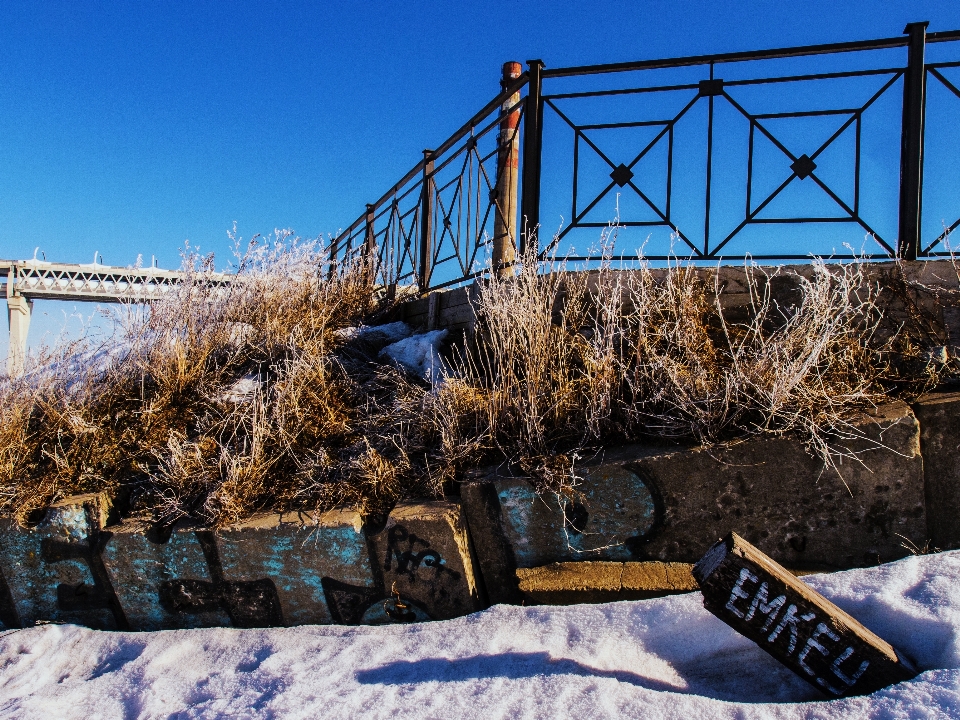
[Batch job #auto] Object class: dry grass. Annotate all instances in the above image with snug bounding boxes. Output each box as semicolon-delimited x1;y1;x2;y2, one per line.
438;237;949;494
0;229;951;526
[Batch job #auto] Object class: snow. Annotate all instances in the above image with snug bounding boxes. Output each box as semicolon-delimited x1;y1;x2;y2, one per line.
380;329;449;385
219;373;264;403
335;322;413;344
0;551;958;719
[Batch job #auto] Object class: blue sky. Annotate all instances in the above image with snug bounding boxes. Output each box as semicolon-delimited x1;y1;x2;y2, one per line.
2;0;960;359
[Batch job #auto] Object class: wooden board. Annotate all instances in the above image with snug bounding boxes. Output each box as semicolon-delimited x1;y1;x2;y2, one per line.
692;532;917;697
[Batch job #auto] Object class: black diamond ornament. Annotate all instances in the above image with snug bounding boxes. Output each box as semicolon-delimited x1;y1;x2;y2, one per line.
791;154;817;180
610;163;634;187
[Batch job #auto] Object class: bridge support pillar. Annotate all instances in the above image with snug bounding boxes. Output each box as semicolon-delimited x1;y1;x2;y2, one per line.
6;296;32;377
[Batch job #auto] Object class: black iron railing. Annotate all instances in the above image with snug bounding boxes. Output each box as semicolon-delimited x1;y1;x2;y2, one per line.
331;22;960;292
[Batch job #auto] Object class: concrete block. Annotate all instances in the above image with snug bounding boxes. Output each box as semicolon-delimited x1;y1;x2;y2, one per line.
516;560;697;605
912;390;960;550
215;509;376;626
517;564;623;606
494;463;658;568
632;402;925;568
0;494;123;629
620;561;697;594
101;520;231;630
461;482;521;605
367;500;481;620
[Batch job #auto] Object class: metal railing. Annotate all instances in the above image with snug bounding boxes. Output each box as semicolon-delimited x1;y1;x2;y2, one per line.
332;21;960;293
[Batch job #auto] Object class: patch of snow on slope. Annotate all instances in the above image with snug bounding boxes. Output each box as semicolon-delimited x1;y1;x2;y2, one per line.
334;321;412;344
0;551;957;719
380;329;449;385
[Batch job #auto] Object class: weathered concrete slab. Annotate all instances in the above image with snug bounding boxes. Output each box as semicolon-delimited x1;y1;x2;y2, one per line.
215;509;375;626
494;463;658;568
367;500;481;620
516;560;697;605
460;482;522;605
101;520;230;631
0;494;123;629
620;561;697;595
631;402;925;568
517;561;622;605
912;390;960;550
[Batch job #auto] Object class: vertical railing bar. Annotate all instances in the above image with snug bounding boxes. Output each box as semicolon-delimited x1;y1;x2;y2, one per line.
666;125;674;222
419;150;435;291
746;119;754;218
898;21;929;260
572;130;580;223
521;59;544;255
363;204;376;285
704;62;716;256
854;115;862;217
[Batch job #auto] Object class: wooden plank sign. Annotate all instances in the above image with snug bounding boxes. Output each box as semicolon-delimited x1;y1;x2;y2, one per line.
692;532;918;697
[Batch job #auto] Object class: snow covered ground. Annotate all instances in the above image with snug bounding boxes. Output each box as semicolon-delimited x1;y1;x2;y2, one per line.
0;551;957;719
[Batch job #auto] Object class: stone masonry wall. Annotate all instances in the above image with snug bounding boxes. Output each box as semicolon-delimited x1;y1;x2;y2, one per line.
1;394;960;631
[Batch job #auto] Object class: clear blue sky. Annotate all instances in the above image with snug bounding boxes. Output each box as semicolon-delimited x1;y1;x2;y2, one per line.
2;1;960;358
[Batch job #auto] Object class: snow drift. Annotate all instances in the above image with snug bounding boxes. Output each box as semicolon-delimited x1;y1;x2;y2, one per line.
0;550;957;719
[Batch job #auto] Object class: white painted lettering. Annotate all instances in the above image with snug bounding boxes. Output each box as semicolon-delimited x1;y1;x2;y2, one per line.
725;567;758;619
767;604;816;654
797;622;844;695
831;645;870;688
745;582;787;631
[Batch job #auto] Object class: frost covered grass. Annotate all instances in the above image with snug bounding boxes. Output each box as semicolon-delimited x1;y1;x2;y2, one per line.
0;550;957;719
0;232;950;525
439;243;947;494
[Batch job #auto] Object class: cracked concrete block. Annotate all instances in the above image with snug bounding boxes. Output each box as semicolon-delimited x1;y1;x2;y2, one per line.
516;560;697;605
633;402;925;568
518;561;622;595
620;561;696;594
494;463;659;568
215;509;375;626
367;500;481;620
912;390;960;550
0;494;121;629
101;519;230;631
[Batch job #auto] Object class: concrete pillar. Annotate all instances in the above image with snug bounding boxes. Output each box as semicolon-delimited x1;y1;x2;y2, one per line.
6;296;32;377
493;61;522;277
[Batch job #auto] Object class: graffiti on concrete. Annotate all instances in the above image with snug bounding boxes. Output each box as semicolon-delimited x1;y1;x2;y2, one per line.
41;533;129;630
158;531;283;628
1;502;474;630
383;525;460;582
0;568;20;629
319;577;382;625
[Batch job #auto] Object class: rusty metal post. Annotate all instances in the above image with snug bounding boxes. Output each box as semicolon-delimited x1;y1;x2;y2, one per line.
363;204;377;285
493;61;522;276
419;150;435;291
898;21;929;261
520;59;544;257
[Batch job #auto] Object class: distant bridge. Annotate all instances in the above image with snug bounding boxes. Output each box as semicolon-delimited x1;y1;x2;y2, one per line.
1;259;228;377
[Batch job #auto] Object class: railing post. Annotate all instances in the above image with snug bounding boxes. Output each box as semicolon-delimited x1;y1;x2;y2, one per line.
327;236;339;280
898;21;929;261
520;59;544;258
493;61;522;276
363;204;377;285
419;150;435;291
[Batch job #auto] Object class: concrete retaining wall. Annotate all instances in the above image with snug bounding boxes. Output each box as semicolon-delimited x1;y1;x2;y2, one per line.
398;260;960;342
2;395;960;631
